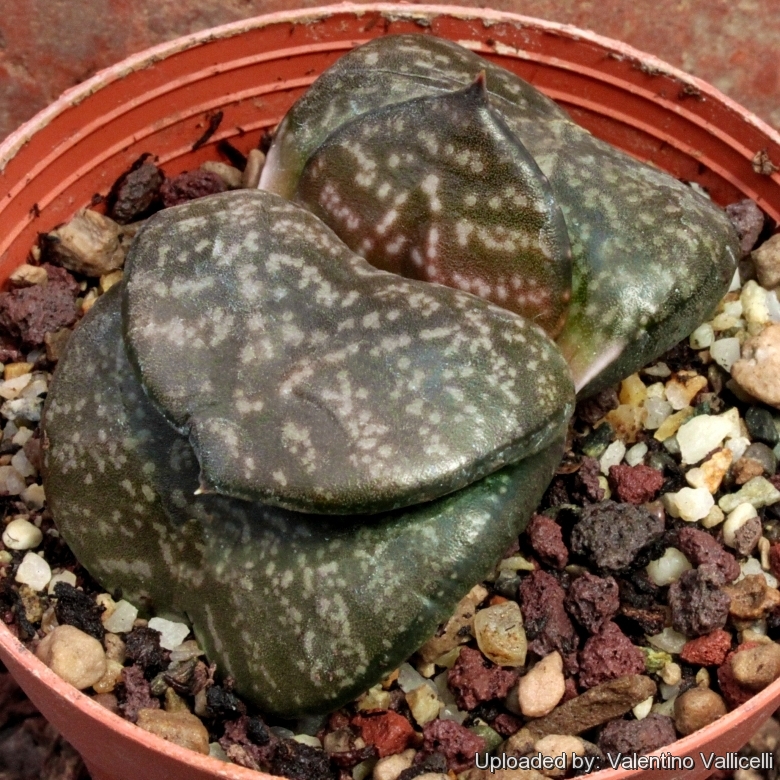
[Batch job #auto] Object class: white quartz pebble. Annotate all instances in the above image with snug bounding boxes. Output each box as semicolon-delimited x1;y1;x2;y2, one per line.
0;466;26;495
599;440;626;474
47;569;77;595
726;436;751;462
677;414;734;465
646;548;692;586
147;617;190;650
625;442;648;467
644;398;673;430
689;323;714;350
14;551;51;591
662;487;714;522
2;517;42;550
11;449;36;478
710;338;742;372
102;599;139;634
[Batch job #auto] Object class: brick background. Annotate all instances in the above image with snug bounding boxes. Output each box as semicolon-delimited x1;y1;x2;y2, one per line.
0;0;778;142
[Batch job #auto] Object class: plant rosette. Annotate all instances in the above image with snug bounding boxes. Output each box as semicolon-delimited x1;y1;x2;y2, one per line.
0;6;779;780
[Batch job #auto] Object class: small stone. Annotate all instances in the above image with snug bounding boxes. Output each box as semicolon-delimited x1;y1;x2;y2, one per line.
625;442;648;467
752;233;780;288
448;646;517;711
44;328;71;363
733;324;780;407
598;713;676;758
160;170;226;207
514;675;656;739
43;209;125;276
702;505;725;528
677;413;736;464
2;516;42;549
108;161;164;224
14;551;51;591
93;658;125;694
608;464;664;504
565;572;620;633
665;372;707;410
200;161;243;189
742;280;772;335
36;624;107;689
673;687;727;735
722;503;761;554
730;643;780;690
679;629;732;666
733;457;768;485
685;448;733;493
723;575;780;620
103;599;139;634
406;684;441;726
147;617;190;651
136;708;210;754
618;374;647;406
47;569;77;595
473;601;527;667
241;149;266;189
690;323;715;350
668;567;731;637
711;337;742;372
422;719;485;773
744;442;777;475
534;734;585;772
599;440;626;475
662;487;714;522
746;406;780;445
21;483;45;509
526;514;567;569
353;711;416;758
373;750;416;780
727;199;765;257
9;264;48;288
418;585;487;663
719;476;780;513
4;362;33;380
646;548;692;587
648;401;693;441
517;651;565;718
644;398;674;431
604;405;645;444
578;621;645;689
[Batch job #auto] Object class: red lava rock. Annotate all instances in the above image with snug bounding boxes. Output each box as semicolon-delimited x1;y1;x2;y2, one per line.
447;646;518;710
668;565;731;637
570;501;664;573
491;712;524;737
108;160;164;224
608;464;665;505
578;621;645;689
519;570;579;673
0;264;79;347
770;544;780;580
676;527;740;584
717;643;761;709
124;626;168;676
160;170;227;207
352;710;416;758
618;604;668;635
421;719;486;773
679;629;733;666
526;514;568;569
572;456;605;503
117;664;159;723
565;572;620;633
726;199;765;256
598;713;677;758
219;716;277;771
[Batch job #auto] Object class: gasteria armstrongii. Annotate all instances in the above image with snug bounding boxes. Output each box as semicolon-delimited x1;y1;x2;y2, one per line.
42;34;738;716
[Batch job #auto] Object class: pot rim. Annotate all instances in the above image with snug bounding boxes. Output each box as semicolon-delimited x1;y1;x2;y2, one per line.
0;4;778;780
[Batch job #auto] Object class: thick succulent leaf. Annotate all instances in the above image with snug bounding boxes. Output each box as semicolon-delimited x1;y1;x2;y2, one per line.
261;34;739;396
296;77;572;338
42;288;564;716
122;189;573;514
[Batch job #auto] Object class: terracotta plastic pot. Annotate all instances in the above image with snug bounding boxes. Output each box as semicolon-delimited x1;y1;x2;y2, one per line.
0;5;779;780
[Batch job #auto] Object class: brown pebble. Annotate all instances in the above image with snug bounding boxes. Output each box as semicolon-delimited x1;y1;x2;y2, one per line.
723;574;780;620
513;674;656;740
241;149;266;188
732;323;780;408
36;624;107;690
673;687;727;736
731;642;780;690
751;233;780;287
136;708;210;754
93;692;121;714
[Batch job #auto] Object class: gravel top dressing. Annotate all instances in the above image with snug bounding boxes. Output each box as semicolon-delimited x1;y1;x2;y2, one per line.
1;31;780;780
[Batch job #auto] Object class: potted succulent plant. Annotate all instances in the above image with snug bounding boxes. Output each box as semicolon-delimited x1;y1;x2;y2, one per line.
0;5;779;780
